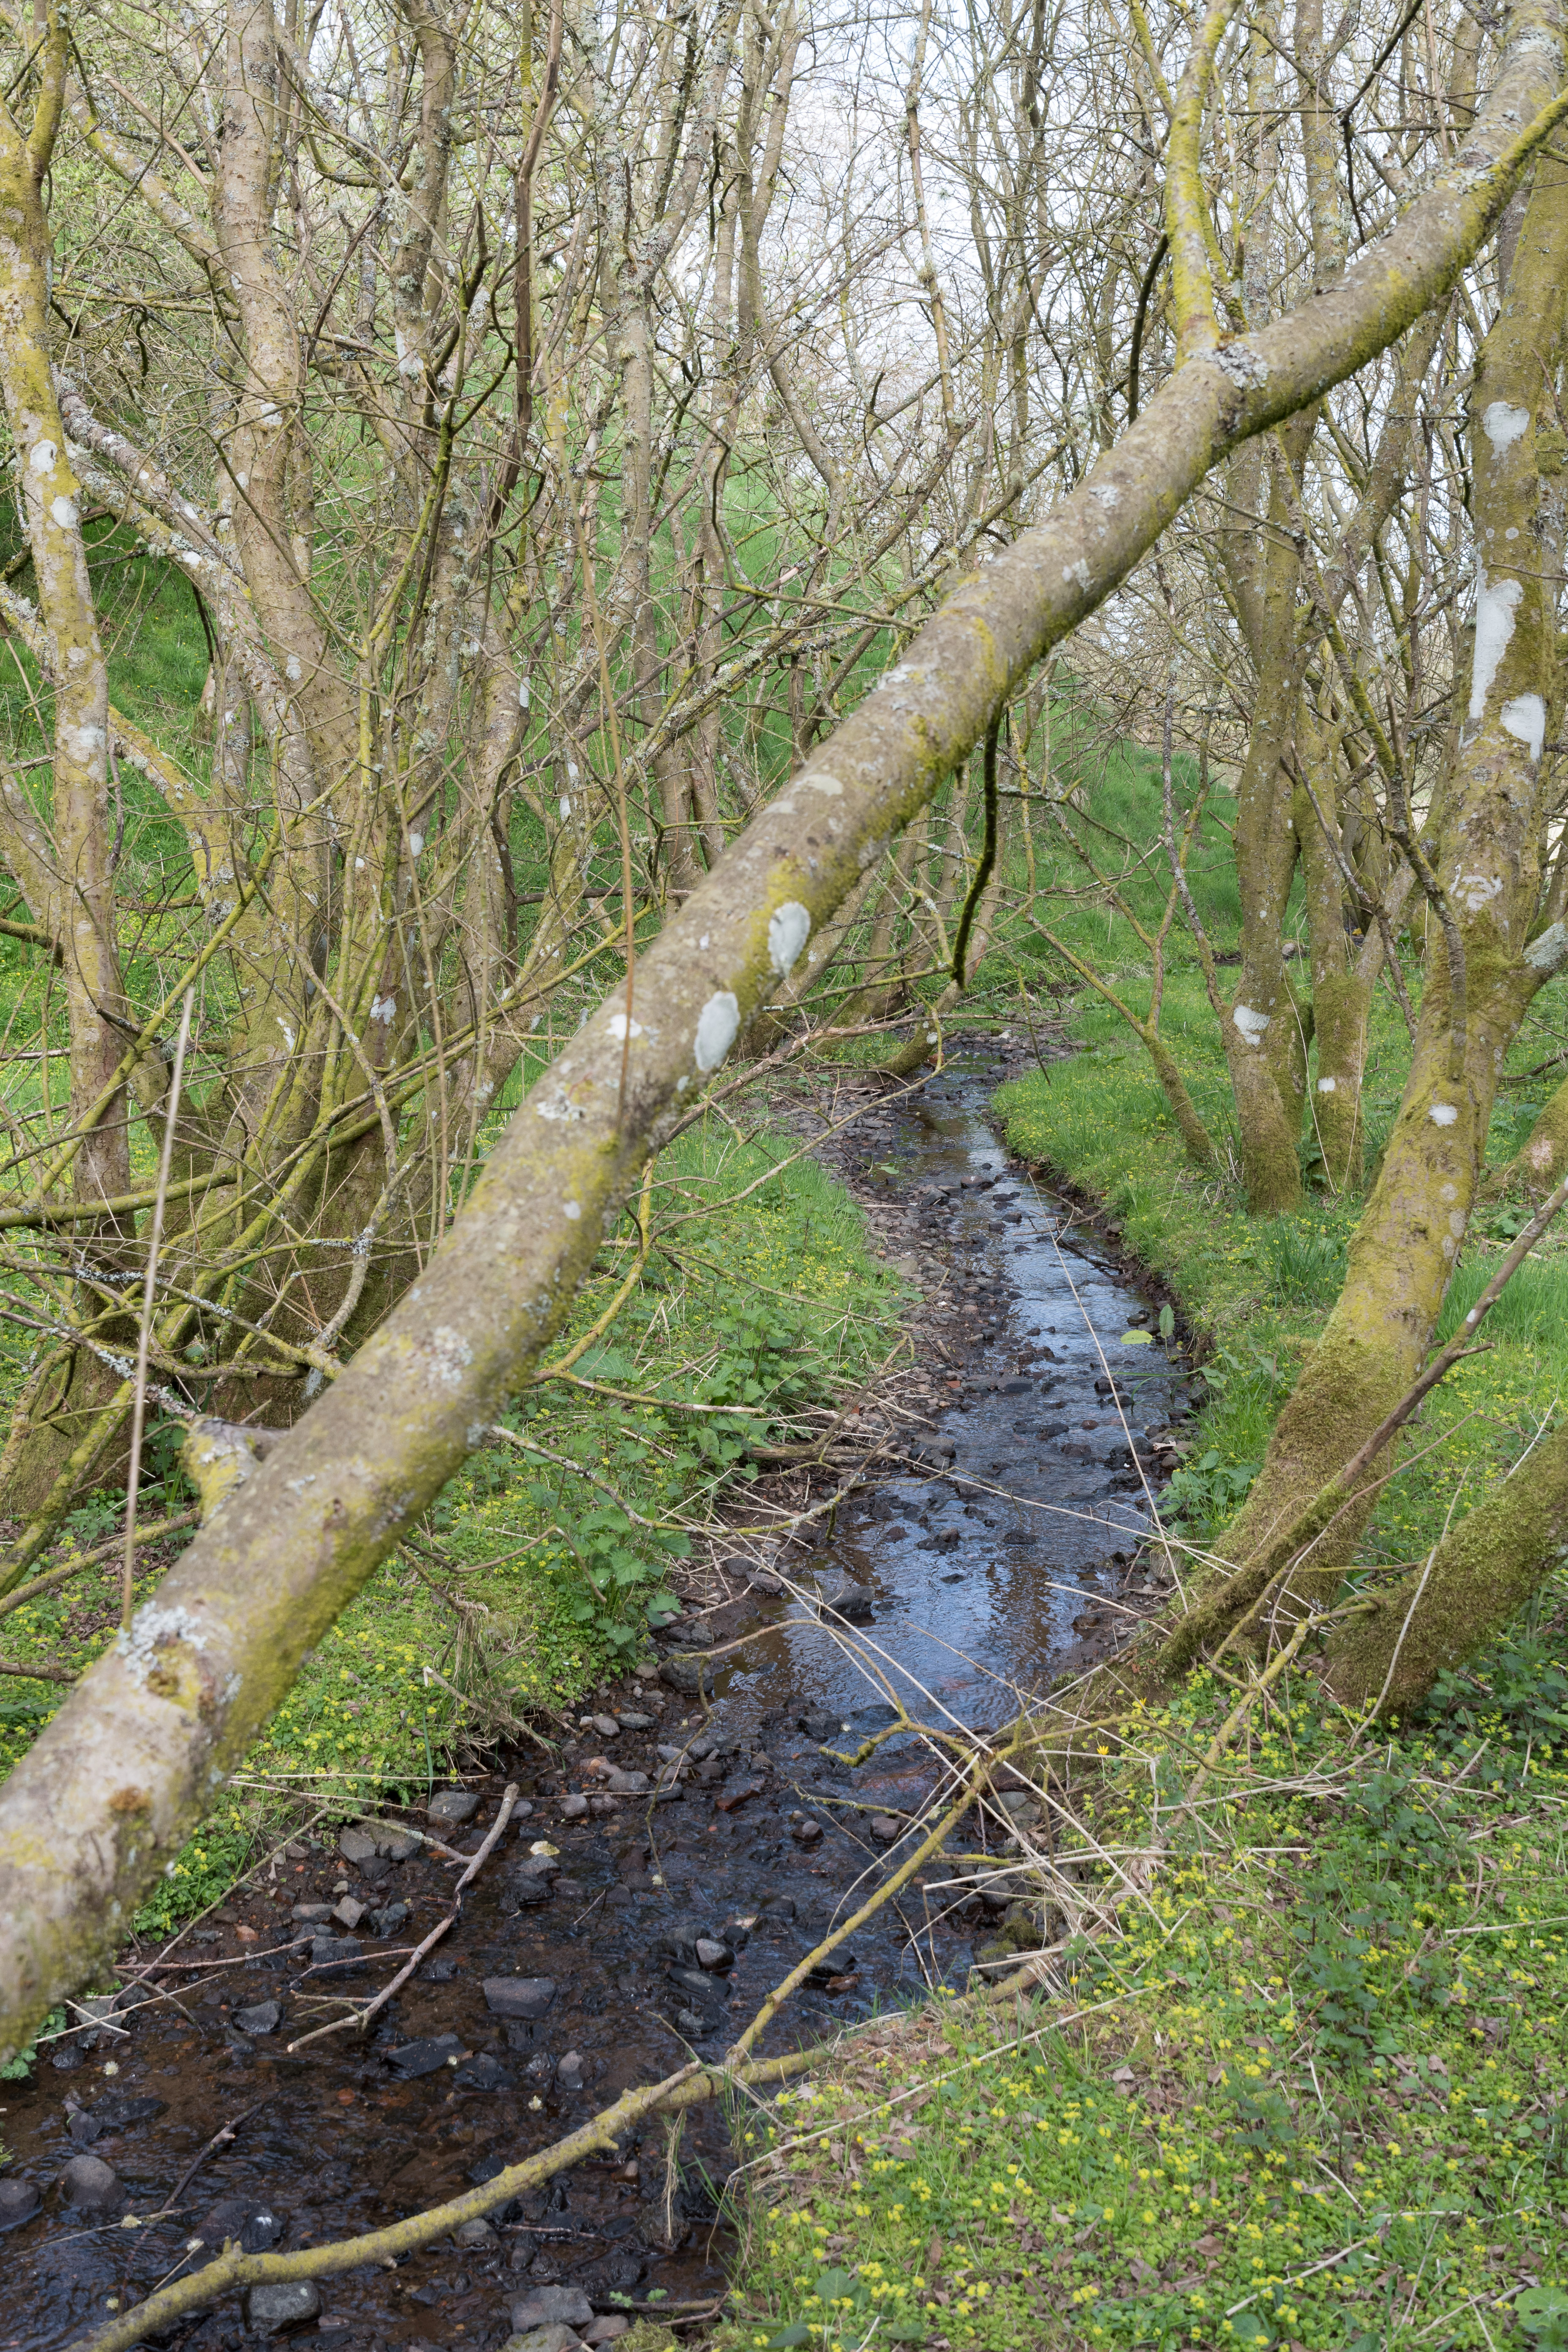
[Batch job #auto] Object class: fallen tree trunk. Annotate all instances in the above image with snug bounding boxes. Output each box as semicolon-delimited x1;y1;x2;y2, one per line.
2;0;1565;2061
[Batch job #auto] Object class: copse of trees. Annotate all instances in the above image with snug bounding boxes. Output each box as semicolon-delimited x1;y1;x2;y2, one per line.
1;0;1568;2174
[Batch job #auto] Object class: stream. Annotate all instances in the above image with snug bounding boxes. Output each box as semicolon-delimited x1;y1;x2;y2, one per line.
0;1049;1192;2352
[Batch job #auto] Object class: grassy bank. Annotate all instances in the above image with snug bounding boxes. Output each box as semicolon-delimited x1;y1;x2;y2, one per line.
0;1115;902;1935
718;1002;1568;2352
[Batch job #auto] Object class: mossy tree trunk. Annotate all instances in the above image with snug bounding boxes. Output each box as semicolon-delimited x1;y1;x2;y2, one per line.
1198;145;1568;1624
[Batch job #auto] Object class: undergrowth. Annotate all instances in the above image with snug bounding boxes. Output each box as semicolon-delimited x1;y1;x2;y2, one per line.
0;1116;901;1923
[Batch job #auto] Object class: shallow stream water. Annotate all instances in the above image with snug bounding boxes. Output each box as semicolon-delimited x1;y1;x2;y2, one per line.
0;1053;1190;2352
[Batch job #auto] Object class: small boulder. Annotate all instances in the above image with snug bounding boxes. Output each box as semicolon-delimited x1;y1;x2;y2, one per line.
0;2177;40;2231
590;1713;621;1738
385;2034;464;2080
814;1573;874;1623
427;1788;481;1824
659;1657;709;1697
453;2217;497;2248
337;1826;378;1868
694;1938;732;1971
509;2286;593;2332
308;1936;364;1971
241;2280;322;2335
61;2154;118;2209
382;1829;421;1862
454;2053;509;2091
233;2001;281;2036
560;1793;590;1820
615;1712;655;1731
484;1976;556;2021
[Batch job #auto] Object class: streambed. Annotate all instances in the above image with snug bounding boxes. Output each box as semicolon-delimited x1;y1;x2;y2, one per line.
0;1048;1191;2352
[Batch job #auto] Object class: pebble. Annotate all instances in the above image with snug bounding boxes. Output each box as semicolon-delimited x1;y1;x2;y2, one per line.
242;2281;322;2336
291;1902;333;1922
427;1788;482;1824
583;2322;631;2345
338;1826;378;1867
589;1713;621;1737
870;1815;902;1842
555;2050;585;2091
503;2329;583;2352
453;2218;497;2248
61;2154;118;2208
455;2051;509;2091
483;1976;556;2020
332;1895;366;1929
615;1711;655;1730
509;2284;593;2331
560;1794;590;1819
694;1938;733;1970
232;2001;281;2036
0;2177;40;2231
601;1768;649;1794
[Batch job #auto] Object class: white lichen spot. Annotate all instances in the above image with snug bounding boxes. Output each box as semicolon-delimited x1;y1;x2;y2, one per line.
1501;692;1546;762
1440;1182;1457;1203
518;677;531;709
768;901;811;977
408;832;423;857
117;1602;208;1686
1482;400;1530;455
699;934;710;951
563;1200;582;1221
607;1012;643;1041
50;495;79;529
676;1075;689;1092
1317;1076;1337;1093
1232;1003;1269;1047
28;439;56;477
802;771;844;798
1062;558;1092;591
1450;1209;1467;1237
1470;564;1524;717
1455;871;1503;912
425;1326;475;1389
694;990;740;1071
370;994;396;1024
1090;480;1120;507
1429;1102;1459;1126
285;655;303;683
276;1017;297;1050
559;796;572;820
354;856;366;870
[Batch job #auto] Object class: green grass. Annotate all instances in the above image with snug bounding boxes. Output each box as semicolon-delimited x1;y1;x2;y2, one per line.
718;898;1568;2352
721;1662;1568;2352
